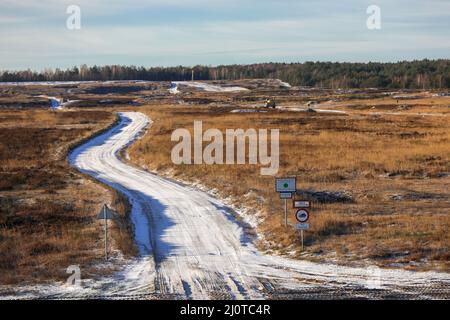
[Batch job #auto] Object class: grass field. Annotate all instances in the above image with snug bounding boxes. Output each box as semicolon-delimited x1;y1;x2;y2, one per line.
0;82;448;285
0;109;137;285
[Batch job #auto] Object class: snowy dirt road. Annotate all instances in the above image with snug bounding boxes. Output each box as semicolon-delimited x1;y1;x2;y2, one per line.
2;111;448;300
66;111;450;299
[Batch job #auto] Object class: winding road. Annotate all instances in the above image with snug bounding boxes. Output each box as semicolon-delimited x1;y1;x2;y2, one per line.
2;111;446;300
64;112;450;299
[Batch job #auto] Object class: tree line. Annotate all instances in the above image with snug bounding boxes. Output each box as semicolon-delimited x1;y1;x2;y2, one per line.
1;59;449;89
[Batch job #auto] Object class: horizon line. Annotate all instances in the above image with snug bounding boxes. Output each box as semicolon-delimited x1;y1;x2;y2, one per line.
2;58;450;73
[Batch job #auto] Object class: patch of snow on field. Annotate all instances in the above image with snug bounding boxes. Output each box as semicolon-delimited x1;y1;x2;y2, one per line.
230;109;268;113
276;79;292;88
173;81;249;92
315;109;348;114
277;105;348;114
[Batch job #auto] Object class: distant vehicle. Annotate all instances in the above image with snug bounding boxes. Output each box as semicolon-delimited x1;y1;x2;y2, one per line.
265;99;276;108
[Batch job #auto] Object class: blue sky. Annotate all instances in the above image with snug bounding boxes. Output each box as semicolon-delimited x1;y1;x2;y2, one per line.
1;0;449;70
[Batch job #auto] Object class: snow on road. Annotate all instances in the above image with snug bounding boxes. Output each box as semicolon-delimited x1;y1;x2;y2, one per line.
168;82;180;94
68;112;449;298
1;112;448;299
275;79;292;88
37;95;63;110
37;95;81;110
277;106;348;114
170;81;249;93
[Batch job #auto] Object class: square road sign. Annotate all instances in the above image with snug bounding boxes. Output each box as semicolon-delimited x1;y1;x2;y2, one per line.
293;200;310;208
296;223;310;230
276;177;296;193
279;192;293;199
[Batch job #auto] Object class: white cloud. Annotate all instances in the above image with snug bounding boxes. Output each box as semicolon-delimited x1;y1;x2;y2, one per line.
0;1;449;69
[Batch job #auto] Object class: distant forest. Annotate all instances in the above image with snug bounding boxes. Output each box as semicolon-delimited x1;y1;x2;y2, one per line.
1;59;450;89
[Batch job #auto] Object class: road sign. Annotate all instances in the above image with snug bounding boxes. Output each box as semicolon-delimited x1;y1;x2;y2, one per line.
279;192;293;199
296;223;310;230
275;177;296;193
276;177;296;228
295;209;309;223
98;207;117;220
293;200;310;208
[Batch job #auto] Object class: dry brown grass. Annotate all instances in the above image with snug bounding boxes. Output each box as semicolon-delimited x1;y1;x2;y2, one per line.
2;82;447;285
128;97;450;271
0;109;137;285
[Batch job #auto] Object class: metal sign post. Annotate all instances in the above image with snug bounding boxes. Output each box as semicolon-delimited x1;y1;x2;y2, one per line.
274;178;312;250
301;230;304;251
295;209;310;251
104;205;108;261
279;194;292;227
98;204;118;261
284;198;288;227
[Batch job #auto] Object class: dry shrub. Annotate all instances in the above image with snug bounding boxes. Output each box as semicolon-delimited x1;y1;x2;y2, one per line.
0;109;137;285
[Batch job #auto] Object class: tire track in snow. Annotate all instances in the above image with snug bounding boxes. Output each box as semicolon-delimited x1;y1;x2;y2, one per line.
69;111;266;299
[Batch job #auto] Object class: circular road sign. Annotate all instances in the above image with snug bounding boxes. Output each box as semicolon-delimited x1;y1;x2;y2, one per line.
296;209;309;223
